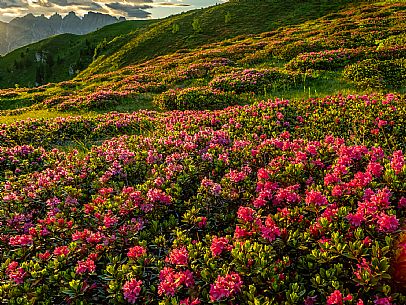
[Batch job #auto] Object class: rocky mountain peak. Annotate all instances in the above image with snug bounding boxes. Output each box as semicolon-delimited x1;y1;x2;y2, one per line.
0;12;126;55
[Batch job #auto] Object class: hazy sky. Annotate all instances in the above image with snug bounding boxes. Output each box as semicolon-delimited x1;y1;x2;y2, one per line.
0;0;228;22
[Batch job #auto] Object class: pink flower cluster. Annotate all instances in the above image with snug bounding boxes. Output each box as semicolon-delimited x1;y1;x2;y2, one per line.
147;188;172;205
9;234;33;246
122;279;142;304
261;216;281;242
209;272;243;302
158;267;194;297
391;150;404;174
305;190;328;206
346;188;399;232
165;247;189;266
326;290;353;305
53;246;70;256
127;246;147;259
75;258;96;274
6;261;27;284
211;236;232;257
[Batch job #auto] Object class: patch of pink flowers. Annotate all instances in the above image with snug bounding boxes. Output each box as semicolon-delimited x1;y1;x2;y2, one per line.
326;290;353;305
6;261;27;284
165;247;189;266
127;245;147;259
209;272;243;302
211;236;232;256
122;279;142;304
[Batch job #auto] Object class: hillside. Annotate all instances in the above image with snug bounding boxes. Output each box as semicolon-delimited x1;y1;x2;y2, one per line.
0;0;359;88
0;20;155;88
80;0;364;76
0;0;404;119
0;1;405;304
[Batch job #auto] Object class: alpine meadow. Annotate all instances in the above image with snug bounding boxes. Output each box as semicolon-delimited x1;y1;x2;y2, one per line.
0;0;405;304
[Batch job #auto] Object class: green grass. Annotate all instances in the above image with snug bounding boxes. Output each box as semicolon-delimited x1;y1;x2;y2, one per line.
0;20;155;88
81;0;361;77
0;0;404;124
0;93;155;124
0;109;91;124
0;0;360;88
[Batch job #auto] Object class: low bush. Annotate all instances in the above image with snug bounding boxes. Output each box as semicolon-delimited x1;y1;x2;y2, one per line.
209;69;297;94
343;58;406;89
153;87;241;110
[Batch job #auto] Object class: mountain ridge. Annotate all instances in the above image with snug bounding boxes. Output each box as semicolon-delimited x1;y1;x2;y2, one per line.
0;11;125;56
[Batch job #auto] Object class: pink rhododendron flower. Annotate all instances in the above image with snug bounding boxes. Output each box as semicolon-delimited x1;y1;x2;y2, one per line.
39;251;51;260
76;258;96;274
147;188;172;205
367;161;383;177
9;234;33;246
158;267;194;297
305;190;328;206
261;216;281;242
346;212;365;227
391;150;404;174
237;206;255;222
127;246;147;259
209;272;243;302
326;290;352;305
376;213;399;232
234;225;252;239
165;247;188;266
6;261;27;284
398;197;406;209
122;279;142;304
211;236;231;257
197;216;207;228
53;246;70;256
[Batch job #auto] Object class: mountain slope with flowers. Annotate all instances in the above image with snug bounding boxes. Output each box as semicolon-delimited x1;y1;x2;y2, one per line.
0;0;359;88
0;20;155;88
0;0;404;121
0;1;405;305
80;0;361;77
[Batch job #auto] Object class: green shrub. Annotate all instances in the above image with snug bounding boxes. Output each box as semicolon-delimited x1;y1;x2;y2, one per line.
343;58;406;89
209;68;298;94
153;87;240;110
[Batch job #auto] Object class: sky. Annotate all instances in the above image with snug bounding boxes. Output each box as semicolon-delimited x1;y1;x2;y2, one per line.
0;0;228;23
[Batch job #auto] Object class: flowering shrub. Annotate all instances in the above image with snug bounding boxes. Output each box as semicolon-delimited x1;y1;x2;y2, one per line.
344;58;406;88
286;46;406;72
55;90;130;111
153;87;241;110
0;93;405;304
0;111;155;148
0;3;405;304
286;48;367;71
122;279;142;304
175;59;234;81
209;68;297;93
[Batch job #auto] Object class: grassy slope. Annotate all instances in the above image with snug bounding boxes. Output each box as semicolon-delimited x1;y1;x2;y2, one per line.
0;20;155;88
0;0;404;124
0;0;359;88
81;0;360;77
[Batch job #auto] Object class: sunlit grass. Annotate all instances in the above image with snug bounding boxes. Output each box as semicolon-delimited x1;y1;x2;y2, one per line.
0;109;96;124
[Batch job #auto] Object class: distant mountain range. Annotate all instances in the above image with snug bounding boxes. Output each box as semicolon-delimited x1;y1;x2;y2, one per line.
0;12;125;55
